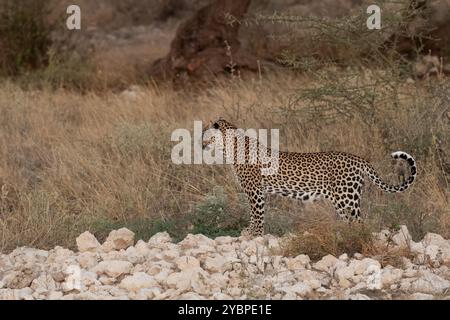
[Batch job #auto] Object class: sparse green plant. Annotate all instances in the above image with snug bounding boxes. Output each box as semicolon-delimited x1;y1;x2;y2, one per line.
0;0;54;76
281;215;375;261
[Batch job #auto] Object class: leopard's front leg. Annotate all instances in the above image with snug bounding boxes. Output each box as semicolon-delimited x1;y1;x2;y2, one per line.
241;188;265;237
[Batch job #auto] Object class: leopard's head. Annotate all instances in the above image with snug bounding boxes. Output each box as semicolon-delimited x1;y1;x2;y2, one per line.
201;118;236;151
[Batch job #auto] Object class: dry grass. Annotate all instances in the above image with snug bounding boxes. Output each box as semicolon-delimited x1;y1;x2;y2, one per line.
0;68;449;252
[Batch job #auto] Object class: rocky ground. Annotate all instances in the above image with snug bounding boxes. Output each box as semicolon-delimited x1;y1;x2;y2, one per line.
1;226;450;300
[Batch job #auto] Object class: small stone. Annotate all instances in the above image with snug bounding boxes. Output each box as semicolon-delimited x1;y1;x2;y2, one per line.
176;256;200;271
125;246;145;265
410;292;434;300
31;274;57;292
212;292;233;300
119;273;158;292
99;277;116;285
286;255;310;271
411;272;450;294
339;254;349;261
179;292;206;300
381;267;403;287
148;232;172;246
48;291;63;300
353;253;364;259
15;287;34;300
349;258;381;275
282;292;298;300
162;249;179;262
423;233;450;250
280;283;312;297
204;255;229;273
76;232;101;252
104;228;135;251
179;234;215;249
78;252;99;269
3;269;39;289
93;260;133;278
215;236;234;245
348;293;371;300
313;254;340;273
391;225;411;248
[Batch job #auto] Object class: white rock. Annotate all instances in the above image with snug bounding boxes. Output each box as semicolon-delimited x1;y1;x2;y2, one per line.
14;287;33;300
348;293;371;300
215;236;234;245
279;283;312;297
381;267;403;287
166;267;209;294
78;252;100;269
391;225;412;248
76;232;101;252
424;244;441;265
373;229;391;247
179;234;215;249
364;263;383;290
48;291;63;300
349;258;381;275
162;249;179;262
179;292;206;300
212;292;233;300
410;241;425;254
99;276;116;285
204;255;229;273
286;255;310;271
334;266;355;289
2;269;38;289
100;250;128;262
119;273;158;292
423;233;450;250
154;270;171;284
31;274;57;292
148;232;172;246
353;253;364;260
295;270;323;289
125;246;145;264
81;271;99;288
282;292;298;300
339;254;349;261
209;272;228;288
266;236;281;252
411;272;450;294
104;228;135;251
313;254;340;273
176;256;200;271
410;292;434;300
0;289;14;300
93;260;133;278
135;240;149;253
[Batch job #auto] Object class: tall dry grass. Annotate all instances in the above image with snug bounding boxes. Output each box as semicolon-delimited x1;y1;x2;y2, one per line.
0;68;449;252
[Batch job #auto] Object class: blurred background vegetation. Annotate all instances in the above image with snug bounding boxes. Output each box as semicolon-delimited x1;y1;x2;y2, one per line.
0;0;449;255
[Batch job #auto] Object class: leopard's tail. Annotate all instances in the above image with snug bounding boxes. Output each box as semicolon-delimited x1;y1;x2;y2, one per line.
364;151;417;193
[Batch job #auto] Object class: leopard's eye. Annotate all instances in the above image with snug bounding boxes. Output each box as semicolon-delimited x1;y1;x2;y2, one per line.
213;122;219;129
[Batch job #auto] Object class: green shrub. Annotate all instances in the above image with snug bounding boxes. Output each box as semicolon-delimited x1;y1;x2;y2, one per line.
0;0;53;76
186;186;249;239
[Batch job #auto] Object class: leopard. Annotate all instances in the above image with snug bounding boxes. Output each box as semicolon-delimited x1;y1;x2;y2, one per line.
201;118;417;237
